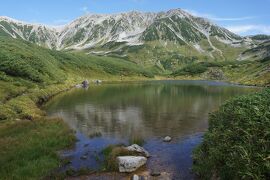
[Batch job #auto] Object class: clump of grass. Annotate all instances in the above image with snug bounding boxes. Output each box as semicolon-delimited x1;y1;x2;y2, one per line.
101;144;142;171
193;89;270;179
0;118;76;180
128;136;145;146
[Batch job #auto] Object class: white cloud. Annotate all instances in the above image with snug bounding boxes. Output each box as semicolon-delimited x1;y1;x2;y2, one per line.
80;6;89;14
184;9;255;22
183;9;270;35
210;16;255;21
226;25;270;35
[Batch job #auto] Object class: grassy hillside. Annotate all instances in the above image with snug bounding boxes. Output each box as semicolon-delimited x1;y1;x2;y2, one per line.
87;38;246;71
0;36;154;84
0;36;158;121
239;40;270;61
0;37;154;179
171;59;270;86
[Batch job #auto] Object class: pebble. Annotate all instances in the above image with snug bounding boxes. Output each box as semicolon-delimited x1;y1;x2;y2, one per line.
151;170;161;176
80;155;87;160
163;136;172;142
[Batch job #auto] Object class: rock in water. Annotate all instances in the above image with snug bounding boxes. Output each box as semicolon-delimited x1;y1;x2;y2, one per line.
82;80;89;87
131;174;140;180
117;156;147;173
125;144;150;158
80;155;87;160
151;170;161;176
163;136;172;142
95;79;102;84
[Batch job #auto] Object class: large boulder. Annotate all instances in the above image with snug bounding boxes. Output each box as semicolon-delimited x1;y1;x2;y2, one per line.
207;68;225;80
117;156;147;173
125;144;150;158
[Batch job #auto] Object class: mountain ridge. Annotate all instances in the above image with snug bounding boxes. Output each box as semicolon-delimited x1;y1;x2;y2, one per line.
0;9;245;50
1;8;269;70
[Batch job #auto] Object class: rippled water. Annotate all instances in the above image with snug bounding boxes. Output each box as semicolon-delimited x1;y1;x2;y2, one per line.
45;80;257;179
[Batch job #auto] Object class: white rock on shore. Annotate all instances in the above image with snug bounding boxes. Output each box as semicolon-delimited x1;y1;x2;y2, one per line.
163;136;172;142
117;156;147;173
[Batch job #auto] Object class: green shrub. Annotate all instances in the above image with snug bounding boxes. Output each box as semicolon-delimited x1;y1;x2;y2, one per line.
172;63;208;76
193;89;270;179
0;36;154;83
128;136;145;146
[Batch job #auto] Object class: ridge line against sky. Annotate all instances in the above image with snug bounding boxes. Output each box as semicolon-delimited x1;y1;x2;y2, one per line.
0;0;270;36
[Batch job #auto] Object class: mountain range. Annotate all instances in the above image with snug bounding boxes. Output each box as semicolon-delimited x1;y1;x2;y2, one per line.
0;9;269;70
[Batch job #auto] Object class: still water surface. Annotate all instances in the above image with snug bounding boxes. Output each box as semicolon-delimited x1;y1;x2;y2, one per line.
45;80;257;179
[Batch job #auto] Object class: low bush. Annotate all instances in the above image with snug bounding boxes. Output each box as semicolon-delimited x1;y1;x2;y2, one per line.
193;89;270;179
172;63;208;76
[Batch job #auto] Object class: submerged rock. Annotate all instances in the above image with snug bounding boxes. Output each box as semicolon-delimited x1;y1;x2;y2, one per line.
84;143;89;147
150;170;161;176
136;171;171;180
125;144;150;158
117;156;147;173
163;136;172;142
80;155;87;160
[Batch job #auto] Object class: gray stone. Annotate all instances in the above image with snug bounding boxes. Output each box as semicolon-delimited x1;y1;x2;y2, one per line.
80;155;87;160
84;144;89;147
117;156;147;173
207;68;225;80
163;136;172;142
82;80;89;87
125;144;150;158
131;174;140;180
150;170;161;176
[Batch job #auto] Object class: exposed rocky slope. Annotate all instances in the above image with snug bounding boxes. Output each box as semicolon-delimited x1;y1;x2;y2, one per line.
0;9;248;54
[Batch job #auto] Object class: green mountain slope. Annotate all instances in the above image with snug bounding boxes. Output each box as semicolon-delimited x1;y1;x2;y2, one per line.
238;40;270;61
0;36;153;84
0;9;253;71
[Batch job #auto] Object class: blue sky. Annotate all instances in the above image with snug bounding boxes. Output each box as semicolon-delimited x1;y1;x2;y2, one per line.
1;0;270;35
